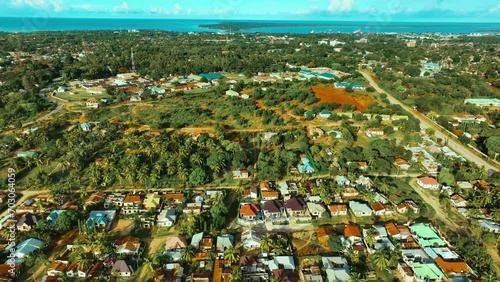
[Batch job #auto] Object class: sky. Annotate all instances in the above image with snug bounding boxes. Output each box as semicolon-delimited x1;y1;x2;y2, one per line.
2;0;500;22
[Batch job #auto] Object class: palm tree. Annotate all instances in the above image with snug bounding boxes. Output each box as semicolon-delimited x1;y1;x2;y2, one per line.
370;250;391;271
260;234;273;253
224;243;241;264
364;229;377;249
348;272;367;282
142;258;156;277
77;257;92;272
181;245;195;262
378;182;390;194
229;266;242;282
272;240;288;256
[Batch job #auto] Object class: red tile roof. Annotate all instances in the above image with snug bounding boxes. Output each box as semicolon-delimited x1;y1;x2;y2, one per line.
328;204;347;212
239;204;260;217
344;225;362;238
418;176;440;185
434;257;469;273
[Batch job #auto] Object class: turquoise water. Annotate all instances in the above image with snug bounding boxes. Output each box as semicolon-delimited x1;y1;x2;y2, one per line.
0;17;498;34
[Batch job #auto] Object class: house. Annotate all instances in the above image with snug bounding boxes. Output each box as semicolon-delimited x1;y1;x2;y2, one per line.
304;111;316;117
216;235;234;255
150;86;166;94
163;236;186;253
111;260;137;277
349;201;373;217
395;158;411;170
385;222;412;241
322;257;351;282
225;90;239;97
103;193;125;208
456;181;473;189
130;95;142;102
0;264;20;279
47;260;68;276
164;193;184;204
464;98;500;107
371;202;393;216
157;208;177;227
285;198;308;217
344;225;362;244
80;122;93;132
397;201;419;214
398;263;415;282
11;238;44;260
232;169;249;179
114;236;142;256
241;230;261;249
65;260;92;278
262;200;287;220
450;194;467;208
478;219;500;233
16;214;40;231
319;111;331;118
307;202;326;217
86;210;117;231
410;223;445;247
332;176;350;188
412;262;444;282
342;187;359;198
417;176;440;189
267;256;295;271
86;98;99;109
142;193;162;210
122;194;143;214
243;187;258;199
16;151;37;158
183;202;203;214
366;128;384;137
300;266;323;282
261;191;279;200
434;256;469;275
239;204;262;221
328;204;348;216
334;82;365;90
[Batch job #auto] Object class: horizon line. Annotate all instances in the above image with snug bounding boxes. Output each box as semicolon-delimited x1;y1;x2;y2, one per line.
0;16;499;24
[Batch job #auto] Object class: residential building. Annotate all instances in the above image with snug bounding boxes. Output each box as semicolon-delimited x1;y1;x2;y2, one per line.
412;263;443;282
114;236;143;257
410;223;445;247
262;200;287;220
216;235;234;256
239;204;262;221
371;202;393;216
349;201;373;217
111;260;137;277
16;214;40;231
478;219;500;233
366;128;384;137
164;193;184;205
241;230;261;250
322;256;351;282
450;194;467;208
225;90;239;97
385;222;412;241
122;194;143;214
243;187;258;199
417;176;440;189
464;98;500;107
285;198;308;217
157;208;177;227
307;202;326;217
261;191;279;200
328;204;348;216
232;169;249;179
300;266;323;282
86;210;117;231
143;193;162;211
11;238;44;260
267;256;295;271
397;201;419;214
47;260;68;277
395;158;411;170
103;193;125;208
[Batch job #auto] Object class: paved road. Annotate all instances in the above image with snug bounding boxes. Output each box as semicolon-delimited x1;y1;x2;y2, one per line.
21;93;65;128
359;70;499;173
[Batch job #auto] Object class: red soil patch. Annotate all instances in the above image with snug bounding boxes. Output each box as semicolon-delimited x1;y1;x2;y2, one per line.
240;89;253;94
255;100;267;109
312;85;376;112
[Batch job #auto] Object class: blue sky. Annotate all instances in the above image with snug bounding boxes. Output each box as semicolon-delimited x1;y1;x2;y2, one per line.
3;0;500;22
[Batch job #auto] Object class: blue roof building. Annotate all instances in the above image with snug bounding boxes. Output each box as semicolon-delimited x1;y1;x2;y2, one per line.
80;123;92;131
13;238;44;260
199;73;223;81
87;210;117;231
47;210;65;221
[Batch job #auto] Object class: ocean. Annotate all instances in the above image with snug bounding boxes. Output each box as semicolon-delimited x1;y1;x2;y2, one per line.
0;17;498;34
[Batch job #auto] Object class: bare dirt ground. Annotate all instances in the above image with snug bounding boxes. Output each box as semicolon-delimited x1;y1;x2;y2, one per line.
312;85;376;112
110;219;135;236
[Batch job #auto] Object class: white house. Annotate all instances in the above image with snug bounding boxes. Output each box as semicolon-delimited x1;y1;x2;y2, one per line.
86;98;99;108
225;90;239;97
349;201;373;217
157;208;177;227
111;260;136;277
450;194;467;208
306;202;326;217
241;230;261;250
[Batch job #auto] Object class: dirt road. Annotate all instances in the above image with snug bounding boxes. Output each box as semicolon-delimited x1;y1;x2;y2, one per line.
359;70;499;173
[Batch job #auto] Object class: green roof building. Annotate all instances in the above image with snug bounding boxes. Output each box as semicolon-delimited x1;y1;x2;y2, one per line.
410;223;446;247
412;262;444;280
199;73;223;81
17;151;37;158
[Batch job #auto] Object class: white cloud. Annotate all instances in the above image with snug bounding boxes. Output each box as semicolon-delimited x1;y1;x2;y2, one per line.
328;0;355;12
489;4;500;13
173;2;182;14
114;2;128;12
12;0;65;11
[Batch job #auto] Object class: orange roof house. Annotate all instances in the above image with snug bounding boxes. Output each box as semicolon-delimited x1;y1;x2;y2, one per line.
434;257;469;274
261;191;279;199
239;204;261;220
123;194;143;204
344;225;362;238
